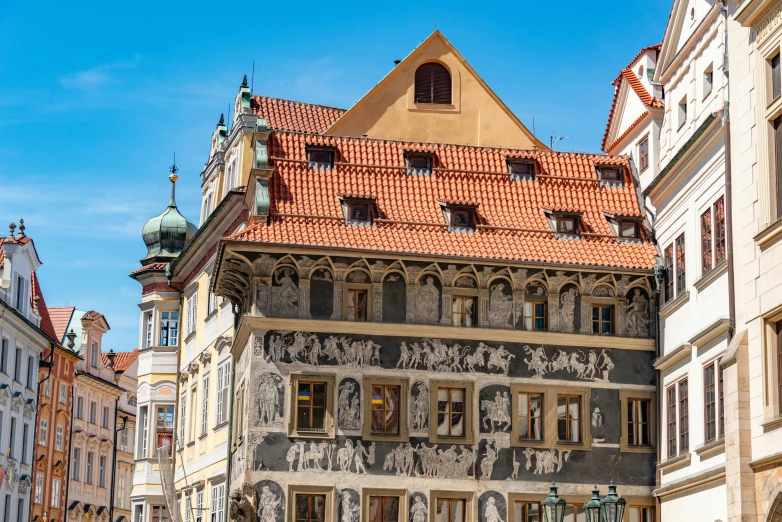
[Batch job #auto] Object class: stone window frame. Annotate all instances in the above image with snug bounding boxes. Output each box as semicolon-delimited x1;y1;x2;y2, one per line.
362;376;410;442
590;298;616;336
450;288;479;328
509;384;549;448
343;282;373;322
508;493;590;522
429;491;474;522
361;488;408;522
762;305;782;421
287;485;336;522
619;389;656;454
288;373;337;439
428;379;475;445
553;388;592;449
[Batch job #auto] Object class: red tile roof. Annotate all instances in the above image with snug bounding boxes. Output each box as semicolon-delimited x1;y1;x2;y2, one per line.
225;132;657;270
49;306;75;343
0;234;39;266
601;45;663;152
604;111;651;153
101;349;139;373
131;262;167;276
252;96;345;134
31;273;58;343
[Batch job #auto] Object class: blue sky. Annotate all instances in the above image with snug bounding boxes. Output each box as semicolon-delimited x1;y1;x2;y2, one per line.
0;0;672;350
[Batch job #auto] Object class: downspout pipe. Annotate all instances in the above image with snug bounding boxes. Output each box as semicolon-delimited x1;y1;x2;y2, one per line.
63;378;76;522
722;0;736;340
30;344;54;520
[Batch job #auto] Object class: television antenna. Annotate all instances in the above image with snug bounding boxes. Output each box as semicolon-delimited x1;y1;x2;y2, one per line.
550;132;571;150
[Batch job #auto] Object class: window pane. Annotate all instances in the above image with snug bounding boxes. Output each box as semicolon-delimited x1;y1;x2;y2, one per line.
451;500;464;522
384;498;399;522
436;501;450;522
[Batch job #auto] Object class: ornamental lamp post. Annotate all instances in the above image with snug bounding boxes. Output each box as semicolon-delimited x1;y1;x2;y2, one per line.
583;486;602;522
601;481;627;522
541;482;567;522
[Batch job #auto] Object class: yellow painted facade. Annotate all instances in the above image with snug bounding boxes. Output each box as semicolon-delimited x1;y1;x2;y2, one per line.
325;31;547;150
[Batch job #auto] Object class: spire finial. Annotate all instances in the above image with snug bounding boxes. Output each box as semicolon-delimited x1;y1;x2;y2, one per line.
8;222;15;239
242;75;248;88
168;156;179;206
17;219;25;237
218;113;225;126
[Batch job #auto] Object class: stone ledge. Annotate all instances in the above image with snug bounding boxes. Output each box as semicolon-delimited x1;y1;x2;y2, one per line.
659;291;690;319
693;260;728;292
654;343;692;371
754;216;782;248
658;451;691;472
688;318;731;348
694;437;725;459
654;464;725;498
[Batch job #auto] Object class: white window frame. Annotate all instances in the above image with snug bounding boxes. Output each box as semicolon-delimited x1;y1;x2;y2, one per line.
179;392;187;446
99;455;106;488
39;418;48;446
51;479;61;509
211;483;225;522
216;361;230;425
103;406;110;429
72;448;81;481
145;311;154;348
59;382;67;404
196;491;204;522
186;292;198;337
201;374;210;435
139;406;149;458
86;451;94;485
56;425;64;452
43;378;50;398
91;342;99;368
35;474;43;504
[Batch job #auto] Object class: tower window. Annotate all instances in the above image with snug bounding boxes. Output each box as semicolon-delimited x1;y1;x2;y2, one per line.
414;62;452;104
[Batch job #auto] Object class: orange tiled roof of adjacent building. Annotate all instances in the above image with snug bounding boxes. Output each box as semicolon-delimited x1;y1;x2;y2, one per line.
252;95;345;134
101;348;139;373
31;272;59;343
226;132;657;270
49;306;75;342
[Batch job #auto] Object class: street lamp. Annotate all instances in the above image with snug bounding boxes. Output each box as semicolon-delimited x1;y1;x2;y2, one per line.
583;486;602;522
601;481;626;522
541;483;567;522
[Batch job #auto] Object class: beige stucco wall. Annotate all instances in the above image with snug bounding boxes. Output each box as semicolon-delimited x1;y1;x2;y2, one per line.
326;33;544;150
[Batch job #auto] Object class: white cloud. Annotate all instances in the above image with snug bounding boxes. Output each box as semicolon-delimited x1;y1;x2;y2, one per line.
59;57;140;91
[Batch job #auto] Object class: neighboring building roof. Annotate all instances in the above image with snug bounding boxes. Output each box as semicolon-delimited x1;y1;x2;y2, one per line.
604;111;651;153
30;273;58;342
601;46;664;152
101;349;139;373
82;309;110;330
48;306;75;343
0;234;40;266
225;131;657;270
252;95;345;134
130;262;167;276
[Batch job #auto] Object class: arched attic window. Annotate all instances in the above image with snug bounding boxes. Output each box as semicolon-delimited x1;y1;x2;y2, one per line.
414;62;452;104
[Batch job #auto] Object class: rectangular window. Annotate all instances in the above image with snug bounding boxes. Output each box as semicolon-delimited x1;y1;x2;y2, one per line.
675;234;686;294
296;381;328;432
72;448;81;481
44;378;50;397
86;451;94;485
196;491;204;522
211;484;225;522
619;220;641;240
76;396;84;419
190;387;197;441
15;276;26;313
517;392;544;442
436;499;465;522
678;97;688;128
557;394;581;443
452;210;474;229
0;338;7;374
772;53;781;101
704;364;717;442
295;494;327;522
346;289;368;322
599;166;622;183
451;296;476;327
157;405;174;427
160;311;179;346
703;65;713;98
307;148;335;170
217;361;230;425
714;197;726;265
591;305;613;335
103;406;110;429
201;374;210;435
91;342;99;368
513;501;541;522
90;401;96;424
152;506;169;522
629;507;655;522
39;418;48;446
719;361;725;438
60;382;67;404
139;406;149;458
22;423;28;463
145;312;153;348
406;154;433;176
702;207;713;272
508;160;535;181
184;495;192;522
557;216;578;234
437;388;466;437
186;292;198;336
371;384;400;435
121;427;128;452
679;379;689;452
523;301;547;331
35;474;43;504
179;392;186;445
99;455;106;487
56;425;64;451
14;348;21;382
369;496;399;522
27;356;34;389
664;244;674;302
627;398;651;446
9;417;16;459
51;479;61;509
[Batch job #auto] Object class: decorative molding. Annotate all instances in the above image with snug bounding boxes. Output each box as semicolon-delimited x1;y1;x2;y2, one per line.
748;450;782;471
688;318;731;348
659;291;690;319
754;215;782;248
761;414;782;433
694;437;725;459
654;464;724;498
693;261;728;292
654;344;692;371
657;452;691;472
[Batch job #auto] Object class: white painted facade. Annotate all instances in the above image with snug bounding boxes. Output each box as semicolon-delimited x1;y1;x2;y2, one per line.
647;0;731;519
0;232;46;522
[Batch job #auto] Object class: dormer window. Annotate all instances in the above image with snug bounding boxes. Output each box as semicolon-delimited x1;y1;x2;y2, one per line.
604;212;643;242
307;147;334;170
441;203;477;233
508;159;535;181
338;196;374;226
597;165;623;187
544;209;581;239
405;153;432;176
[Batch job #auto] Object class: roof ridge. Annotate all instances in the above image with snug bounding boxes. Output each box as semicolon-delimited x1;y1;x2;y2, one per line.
252;94;346;113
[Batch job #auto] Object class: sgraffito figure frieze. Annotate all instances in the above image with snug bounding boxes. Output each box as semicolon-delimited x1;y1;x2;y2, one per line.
259;331;653;385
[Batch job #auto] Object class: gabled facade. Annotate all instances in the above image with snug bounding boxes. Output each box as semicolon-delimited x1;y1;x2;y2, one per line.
644;1;733;520
0;224;49;522
206;31;658;522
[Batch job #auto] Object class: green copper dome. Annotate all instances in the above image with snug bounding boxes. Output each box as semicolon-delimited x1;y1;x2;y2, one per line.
141;169;197;263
